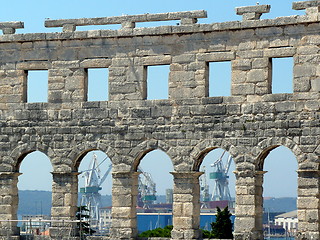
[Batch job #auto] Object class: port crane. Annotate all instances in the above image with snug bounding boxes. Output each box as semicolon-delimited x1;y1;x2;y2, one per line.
199;166;210;208
137;167;157;209
80;153;157;217
80;153;112;225
210;151;233;201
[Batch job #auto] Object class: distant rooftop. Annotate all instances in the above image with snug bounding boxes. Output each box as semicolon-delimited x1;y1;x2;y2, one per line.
275;210;297;219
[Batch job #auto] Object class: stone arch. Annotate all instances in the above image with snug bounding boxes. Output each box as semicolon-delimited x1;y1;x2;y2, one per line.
10;143;52;172
252;137;313;171
67;141;117;172
131;139;176;172
191;139;237;171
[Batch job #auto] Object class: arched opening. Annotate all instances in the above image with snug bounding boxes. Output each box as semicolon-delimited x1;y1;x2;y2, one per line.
17;150;53;236
260;145;298;238
199;148;236;231
135;149;174;234
77;150;112;236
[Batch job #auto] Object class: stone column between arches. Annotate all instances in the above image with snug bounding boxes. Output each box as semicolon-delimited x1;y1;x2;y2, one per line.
49;172;79;239
234;170;265;240
170;171;202;240
296;170;320;240
110;171;139;240
0;172;20;239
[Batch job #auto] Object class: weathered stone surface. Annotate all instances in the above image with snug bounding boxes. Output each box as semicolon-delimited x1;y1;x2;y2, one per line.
0;5;319;240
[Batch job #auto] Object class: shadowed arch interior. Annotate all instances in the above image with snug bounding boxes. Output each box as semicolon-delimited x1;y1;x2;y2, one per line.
256;145;280;171
193;147;216;171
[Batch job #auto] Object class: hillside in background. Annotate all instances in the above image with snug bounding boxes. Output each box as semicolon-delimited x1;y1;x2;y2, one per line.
264;197;297;212
18;190;296;216
18;190;112;216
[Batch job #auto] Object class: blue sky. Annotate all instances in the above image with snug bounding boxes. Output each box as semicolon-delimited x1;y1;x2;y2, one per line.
16;0;300;198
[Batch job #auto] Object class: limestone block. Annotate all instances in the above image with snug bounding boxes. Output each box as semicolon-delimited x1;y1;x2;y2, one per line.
112;195;134;207
269;37;290;48
197;52;235;62
232;83;255;95
50;207;75;217
237;50;263;59
51;193;65;206
247;69;268;83
139;55;171;65
62;24;76;32
171;229;184;239
112;218;136;228
173;216;193;228
297;197;319;209
311;78;320;91
255;27;284;37
183;229;201;239
112;207;135;218
52;61;80;68
234;216;255;231
172;54;196;63
275;101;296;112
264;47;296;58
252;58;269;69
292;1;320;11
173;202;183;216
236;5;271;21
80;58;111;68
236;185;255;195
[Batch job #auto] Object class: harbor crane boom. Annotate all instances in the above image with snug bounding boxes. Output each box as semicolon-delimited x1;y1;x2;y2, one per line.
210;151;233;201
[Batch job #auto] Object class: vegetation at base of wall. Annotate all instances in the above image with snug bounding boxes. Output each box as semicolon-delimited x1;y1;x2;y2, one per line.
138;225;173;237
138;207;233;239
204;206;234;239
202;229;212;238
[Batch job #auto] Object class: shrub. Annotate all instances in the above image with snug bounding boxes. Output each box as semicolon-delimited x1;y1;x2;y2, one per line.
210;206;233;239
138;225;173;237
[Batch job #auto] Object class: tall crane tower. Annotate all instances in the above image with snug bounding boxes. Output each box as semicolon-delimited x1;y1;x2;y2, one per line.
210;151;233;201
80;153;112;226
199;166;210;205
137;167;157;209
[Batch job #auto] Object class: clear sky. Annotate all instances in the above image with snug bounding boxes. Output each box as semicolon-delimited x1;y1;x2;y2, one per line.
16;0;300;198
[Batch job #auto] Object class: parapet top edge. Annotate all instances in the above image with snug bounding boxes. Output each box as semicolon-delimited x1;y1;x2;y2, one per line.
44;10;208;27
0;14;317;43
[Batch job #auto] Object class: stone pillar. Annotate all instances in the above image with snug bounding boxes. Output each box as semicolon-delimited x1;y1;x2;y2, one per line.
0;172;20;239
50;172;79;239
234;170;266;240
110;171;139;240
296;170;320;240
170;171;202;240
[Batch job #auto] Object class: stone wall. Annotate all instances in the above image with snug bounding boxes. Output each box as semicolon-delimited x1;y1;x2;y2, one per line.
0;1;320;239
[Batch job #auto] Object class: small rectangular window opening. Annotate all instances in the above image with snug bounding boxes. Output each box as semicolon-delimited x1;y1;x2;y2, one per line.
271;57;293;94
146;65;170;100
87;68;109;101
208;61;232;97
27;70;48;103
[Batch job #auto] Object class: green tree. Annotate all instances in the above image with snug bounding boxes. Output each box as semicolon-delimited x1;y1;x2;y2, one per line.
210;206;233;239
138;225;173;237
76;206;96;238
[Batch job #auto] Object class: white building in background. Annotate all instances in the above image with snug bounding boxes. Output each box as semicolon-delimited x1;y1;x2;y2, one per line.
274;210;298;234
21;215;51;235
99;207;112;233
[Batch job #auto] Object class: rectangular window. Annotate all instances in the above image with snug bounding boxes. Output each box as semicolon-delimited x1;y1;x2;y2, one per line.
271;57;293;94
146;65;170;100
86;68;109;101
208;61;232;97
26;70;48;103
